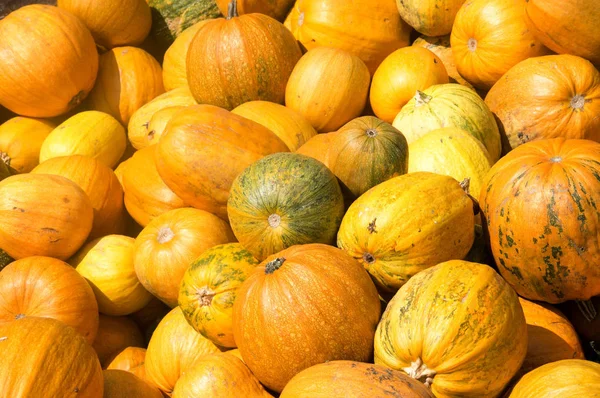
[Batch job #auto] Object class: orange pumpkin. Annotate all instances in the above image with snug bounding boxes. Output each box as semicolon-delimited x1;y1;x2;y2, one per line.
107;347;148;381
215;0;293;21
103;369;163;398
0;116;56;173
92;314;145;367
295;132;336;168
162;21;209;91
412;35;473;89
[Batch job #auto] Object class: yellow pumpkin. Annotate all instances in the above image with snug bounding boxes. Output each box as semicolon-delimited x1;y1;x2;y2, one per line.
0;117;56;173
295;132;336;168
162;21;209;91
103;369;163;398
145;106;187;145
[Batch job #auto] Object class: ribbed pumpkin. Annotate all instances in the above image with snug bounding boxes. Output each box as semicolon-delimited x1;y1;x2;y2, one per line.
233;244;381;392
370;47;449;122
186;6;301;110
393;83;501;161
39;110;127;169
0;256;99;344
89;46;165;125
0;116;56;173
450;0;549;90
107;347;148;381
104;369;163;398
396;0;465;36
155;105;288;219
162;21;209;91
0;5;98;117
0;317;104;397
0;174;93;260
479;138;600;303
285;47;371;133
337;172;476;293
295;132;336;168
92;314;145;367
375;260;528;397
328;116;409;198
134;208;235;308
280;361;435;398
285;0;412;74
215;0;293;21
228;153;345;260
412;35;473;89
485;55;600;151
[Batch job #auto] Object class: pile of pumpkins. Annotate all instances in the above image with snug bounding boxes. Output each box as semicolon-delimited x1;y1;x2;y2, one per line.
0;0;599;396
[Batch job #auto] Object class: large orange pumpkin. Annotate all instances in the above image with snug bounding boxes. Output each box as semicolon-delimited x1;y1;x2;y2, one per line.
103;369;163;398
0;116;56;173
107;347;148;381
92;314;145;367
412;35;473;89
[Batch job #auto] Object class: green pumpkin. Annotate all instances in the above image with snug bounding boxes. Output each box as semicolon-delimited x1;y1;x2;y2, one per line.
227;152;345;261
0;248;13;272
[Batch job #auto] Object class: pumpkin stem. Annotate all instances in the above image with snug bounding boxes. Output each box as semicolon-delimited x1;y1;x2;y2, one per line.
14;313;25;320
570;95;585;111
414;91;432;107
197;287;216;306
0;152;10;168
227;0;238;19
157;226;175;244
404;357;436;388
460;178;481;215
265;257;285;274
576;299;597;322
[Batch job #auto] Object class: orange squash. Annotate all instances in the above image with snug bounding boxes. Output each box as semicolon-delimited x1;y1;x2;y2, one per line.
92;314;145;367
295;132;336;168
0;5;99;117
103;369;163;398
215;0;293;21
412;35;473;89
0;116;56;173
107;347;148;381
396;0;465;36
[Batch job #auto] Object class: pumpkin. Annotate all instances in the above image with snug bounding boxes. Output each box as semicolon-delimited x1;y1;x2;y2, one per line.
92;314;145;367
479;138;600;303
0;317;103;397
225;348;244;362
328;116;409;197
0;116;56;173
155;105;288;219
179;243;259;347
450;0;549;91
280;361;435;398
228;153;345;260
0;249;13;272
104;369;163;398
337;172;476;292
285;47;371;133
146;106;186;145
107;347;148;381
484;55;600;151
215;0;293;21
89;46;165;125
134;207;235;308
375;260;528;397
295;132;336;168
172;353;272;397
0;174;93;260
186;7;302;111
370;47;449;122
412;35;473;89
114;160;128;188
39;110;127;169
396;0;465;36
57;0;151;49
32;155;125;240
509;359;600;397
71;235;152;316
162;21;209;91
0;157;9;181
285;0;412;74
127;87;196;150
0;5;98;117
524;0;600;66
145;307;221;395
233;243;381;392
231;101;317;151
407;127;493;200
0;256;99;344
393;83;501;161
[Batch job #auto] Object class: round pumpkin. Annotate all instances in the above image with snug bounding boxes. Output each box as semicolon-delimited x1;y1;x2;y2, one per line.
233;243;381;392
92;314;145;367
285;47;371;133
89;46;165;125
162;21;209;91
0;173;93;260
393;83;501;161
228;153;345;260
295;132;336;168
396;0;465;36
412;35;473;89
39;110;127;169
134;207;235;308
107;347;148;381
0;317;103;397
0;5;98;117
0;256;99;344
370;47;449;122
484;55;600;151
215;0;293;21
479;138;600;303
0;116;56;173
375;260;528;397
104;369;163;398
145;106;186;145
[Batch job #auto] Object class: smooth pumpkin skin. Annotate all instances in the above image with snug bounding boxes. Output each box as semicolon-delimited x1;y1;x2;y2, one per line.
286;0;412;74
89;46;165;125
370;47;449;122
337;172;475;292
228;153;345;261
450;0;549;91
107;347;147;381
328;116;409;197
0;317;103;397
146;106;187;148
179;243;259;348
0;256;99;344
295;132;336;168
286;47;371;133
375;260;528;398
162;21;209;91
396;0;465;36
484;55;600;151
92;314;145;367
103;369;163;398
233;243;381;393
0;116;56;173
0;5;98;117
71;235;153;316
509;359;600;398
134;207;235;308
479;138;600;303
39;110;127;169
412;35;473;89
393;83;501;161
0;174;93;260
215;0;293;21
280;361;435;398
155;104;288;219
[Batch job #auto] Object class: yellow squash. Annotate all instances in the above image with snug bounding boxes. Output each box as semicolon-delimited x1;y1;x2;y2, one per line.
162;21;209;91
0;117;56;173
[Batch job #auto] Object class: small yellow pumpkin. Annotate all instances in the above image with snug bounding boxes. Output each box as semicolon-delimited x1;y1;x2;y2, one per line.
0;117;56;173
145;106;187;145
162;21;209;91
